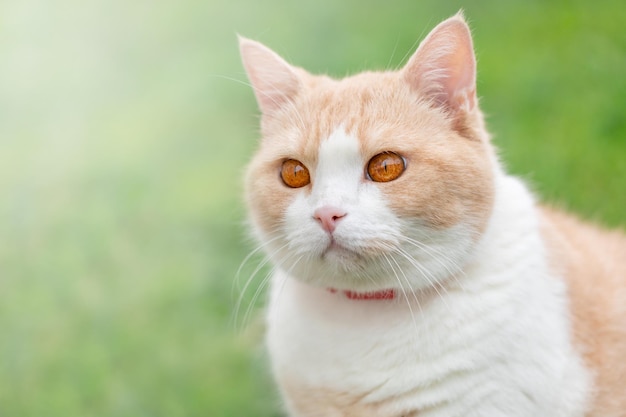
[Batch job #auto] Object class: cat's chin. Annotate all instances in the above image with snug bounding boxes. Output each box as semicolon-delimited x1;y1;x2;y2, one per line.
322;240;363;262
277;240;371;289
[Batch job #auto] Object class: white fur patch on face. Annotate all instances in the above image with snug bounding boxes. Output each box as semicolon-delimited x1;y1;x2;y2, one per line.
313;128;364;207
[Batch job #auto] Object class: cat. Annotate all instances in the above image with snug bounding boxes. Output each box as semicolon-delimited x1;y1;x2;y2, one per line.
239;13;626;417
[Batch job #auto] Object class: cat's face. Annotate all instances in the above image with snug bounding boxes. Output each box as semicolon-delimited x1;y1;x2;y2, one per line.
241;15;496;292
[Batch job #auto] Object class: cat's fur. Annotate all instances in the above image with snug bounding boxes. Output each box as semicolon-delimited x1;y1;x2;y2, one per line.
239;13;626;417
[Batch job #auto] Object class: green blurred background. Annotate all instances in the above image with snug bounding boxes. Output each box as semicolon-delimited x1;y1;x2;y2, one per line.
0;0;624;415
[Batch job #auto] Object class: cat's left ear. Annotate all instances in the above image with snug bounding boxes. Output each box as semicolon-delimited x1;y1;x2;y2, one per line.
239;36;302;116
403;13;477;114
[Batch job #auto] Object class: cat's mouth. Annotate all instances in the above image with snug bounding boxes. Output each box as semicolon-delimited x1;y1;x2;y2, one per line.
322;239;362;261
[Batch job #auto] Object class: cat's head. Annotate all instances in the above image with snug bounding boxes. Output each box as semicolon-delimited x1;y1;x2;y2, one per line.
240;14;496;293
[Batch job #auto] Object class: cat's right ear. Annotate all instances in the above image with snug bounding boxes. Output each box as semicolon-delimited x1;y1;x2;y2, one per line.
239;37;302;116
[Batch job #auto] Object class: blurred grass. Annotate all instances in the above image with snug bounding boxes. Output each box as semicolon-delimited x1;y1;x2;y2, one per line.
0;0;624;415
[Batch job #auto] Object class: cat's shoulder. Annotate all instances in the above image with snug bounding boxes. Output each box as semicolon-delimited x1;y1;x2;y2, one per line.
539;204;626;417
539;205;626;268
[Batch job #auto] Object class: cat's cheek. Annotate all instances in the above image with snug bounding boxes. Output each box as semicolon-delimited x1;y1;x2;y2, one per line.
382;147;494;234
378;174;459;229
245;160;296;237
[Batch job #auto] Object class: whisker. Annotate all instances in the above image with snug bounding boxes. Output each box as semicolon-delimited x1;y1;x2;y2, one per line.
392;245;452;312
233;255;273;333
386;35;401;70
400;235;467;292
234;232;282;294
381;244;424;318
234;237;290;333
402;236;463;275
381;251;419;333
243;242;306;329
208;73;255;89
239;265;274;333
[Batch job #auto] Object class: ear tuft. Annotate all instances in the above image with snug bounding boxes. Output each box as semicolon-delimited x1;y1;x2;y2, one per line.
239;37;302;116
403;14;477;114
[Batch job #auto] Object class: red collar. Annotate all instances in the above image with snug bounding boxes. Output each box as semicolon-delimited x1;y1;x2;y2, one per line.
328;288;396;300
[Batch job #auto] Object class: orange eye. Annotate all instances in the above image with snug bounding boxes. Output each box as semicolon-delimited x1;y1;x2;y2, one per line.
367;152;405;182
281;159;311;188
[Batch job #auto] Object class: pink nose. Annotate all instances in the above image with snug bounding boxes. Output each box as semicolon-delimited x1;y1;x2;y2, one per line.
313;206;347;234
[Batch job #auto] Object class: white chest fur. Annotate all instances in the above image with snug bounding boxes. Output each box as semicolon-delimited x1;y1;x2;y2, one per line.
266;174;591;417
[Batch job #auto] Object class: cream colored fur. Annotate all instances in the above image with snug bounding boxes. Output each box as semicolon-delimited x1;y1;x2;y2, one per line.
240;13;626;417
